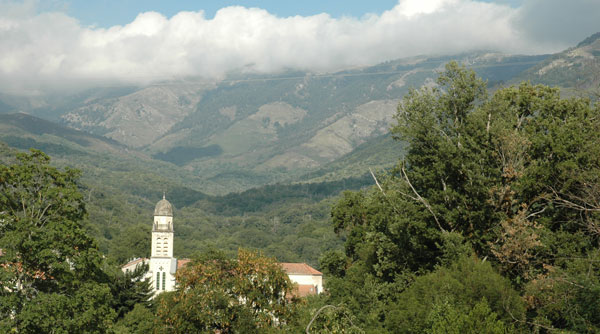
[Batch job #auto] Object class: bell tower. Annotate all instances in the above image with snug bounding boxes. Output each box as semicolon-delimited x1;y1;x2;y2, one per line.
152;193;174;258
149;193;177;294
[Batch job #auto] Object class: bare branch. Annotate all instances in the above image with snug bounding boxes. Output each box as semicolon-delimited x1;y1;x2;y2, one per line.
306;305;362;334
526;207;546;220
401;166;446;233
369;168;404;214
369;168;384;194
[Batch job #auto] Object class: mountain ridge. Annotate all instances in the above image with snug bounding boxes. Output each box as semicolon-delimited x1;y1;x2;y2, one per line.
5;33;600;193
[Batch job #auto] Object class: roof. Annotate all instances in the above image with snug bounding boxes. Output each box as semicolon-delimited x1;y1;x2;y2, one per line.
122;257;148;269
154;195;173;217
177;258;191;269
280;263;322;276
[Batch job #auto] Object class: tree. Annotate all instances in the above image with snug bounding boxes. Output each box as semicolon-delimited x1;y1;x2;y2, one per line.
114;303;156;334
0;149;116;333
425;298;509;334
385;255;525;333
155;248;298;333
110;262;153;320
108;223;151;265
392;61;497;252
327;61;600;332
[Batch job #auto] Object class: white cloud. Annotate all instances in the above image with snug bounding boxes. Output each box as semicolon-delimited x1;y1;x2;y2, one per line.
397;0;459;17
0;0;596;95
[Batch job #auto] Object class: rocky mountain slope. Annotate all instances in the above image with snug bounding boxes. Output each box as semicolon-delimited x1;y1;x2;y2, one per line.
512;32;600;94
60;83;214;148
37;52;545;189
9;30;600;193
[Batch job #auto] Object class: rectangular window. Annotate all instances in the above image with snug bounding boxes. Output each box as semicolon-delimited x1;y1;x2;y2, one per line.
162;272;166;290
156;272;160;290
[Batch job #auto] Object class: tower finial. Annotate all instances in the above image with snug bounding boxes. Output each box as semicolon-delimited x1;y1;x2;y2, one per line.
163;191;166;200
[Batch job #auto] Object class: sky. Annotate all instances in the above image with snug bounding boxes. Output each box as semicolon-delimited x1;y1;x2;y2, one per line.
39;0;526;28
0;0;598;95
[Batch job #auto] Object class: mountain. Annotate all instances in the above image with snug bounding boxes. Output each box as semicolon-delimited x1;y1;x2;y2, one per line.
25;51;545;191
0;112;215;205
60;83;215;148
0;112;126;156
299;133;405;183
9;31;600;193
512;32;600;94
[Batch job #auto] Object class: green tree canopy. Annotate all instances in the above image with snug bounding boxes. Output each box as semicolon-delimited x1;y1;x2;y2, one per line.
325;61;600;332
155;248;298;334
0;149;116;333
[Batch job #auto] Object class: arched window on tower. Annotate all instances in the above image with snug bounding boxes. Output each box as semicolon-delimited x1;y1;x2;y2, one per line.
163;239;168;255
156;238;161;252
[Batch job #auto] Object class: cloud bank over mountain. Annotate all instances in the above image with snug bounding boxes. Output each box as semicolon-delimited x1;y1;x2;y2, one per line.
0;0;597;95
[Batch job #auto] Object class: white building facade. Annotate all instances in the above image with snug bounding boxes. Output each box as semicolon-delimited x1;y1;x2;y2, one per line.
280;263;323;297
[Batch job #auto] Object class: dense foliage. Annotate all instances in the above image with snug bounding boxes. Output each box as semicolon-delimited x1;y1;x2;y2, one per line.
0;149;116;333
155;249;298;334
317;61;600;333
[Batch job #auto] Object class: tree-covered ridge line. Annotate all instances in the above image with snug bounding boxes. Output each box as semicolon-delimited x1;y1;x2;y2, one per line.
0;138;368;266
194;173;372;216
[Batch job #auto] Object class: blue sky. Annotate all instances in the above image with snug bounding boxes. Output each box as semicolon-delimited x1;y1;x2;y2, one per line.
53;0;523;28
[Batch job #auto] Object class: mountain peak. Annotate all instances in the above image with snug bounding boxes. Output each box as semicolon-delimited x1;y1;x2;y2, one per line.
576;32;600;48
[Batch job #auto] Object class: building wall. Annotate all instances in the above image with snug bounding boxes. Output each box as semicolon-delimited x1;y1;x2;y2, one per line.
151;215;173;258
148;257;176;293
121;258;148;274
288;274;323;294
151;231;173;258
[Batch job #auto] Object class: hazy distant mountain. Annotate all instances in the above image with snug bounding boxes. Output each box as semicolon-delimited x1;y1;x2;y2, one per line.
16;32;600;192
60;83;215;148
513;32;600;94
0;112;127;156
28;52;542;187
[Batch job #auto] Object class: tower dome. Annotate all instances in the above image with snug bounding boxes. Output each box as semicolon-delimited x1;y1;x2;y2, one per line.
154;194;173;217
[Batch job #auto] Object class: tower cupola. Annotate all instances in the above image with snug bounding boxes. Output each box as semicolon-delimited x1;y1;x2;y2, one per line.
154;193;173;217
153;194;174;232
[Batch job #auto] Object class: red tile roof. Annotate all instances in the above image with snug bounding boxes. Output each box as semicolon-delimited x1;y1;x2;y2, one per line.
177;258;191;269
279;263;322;276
